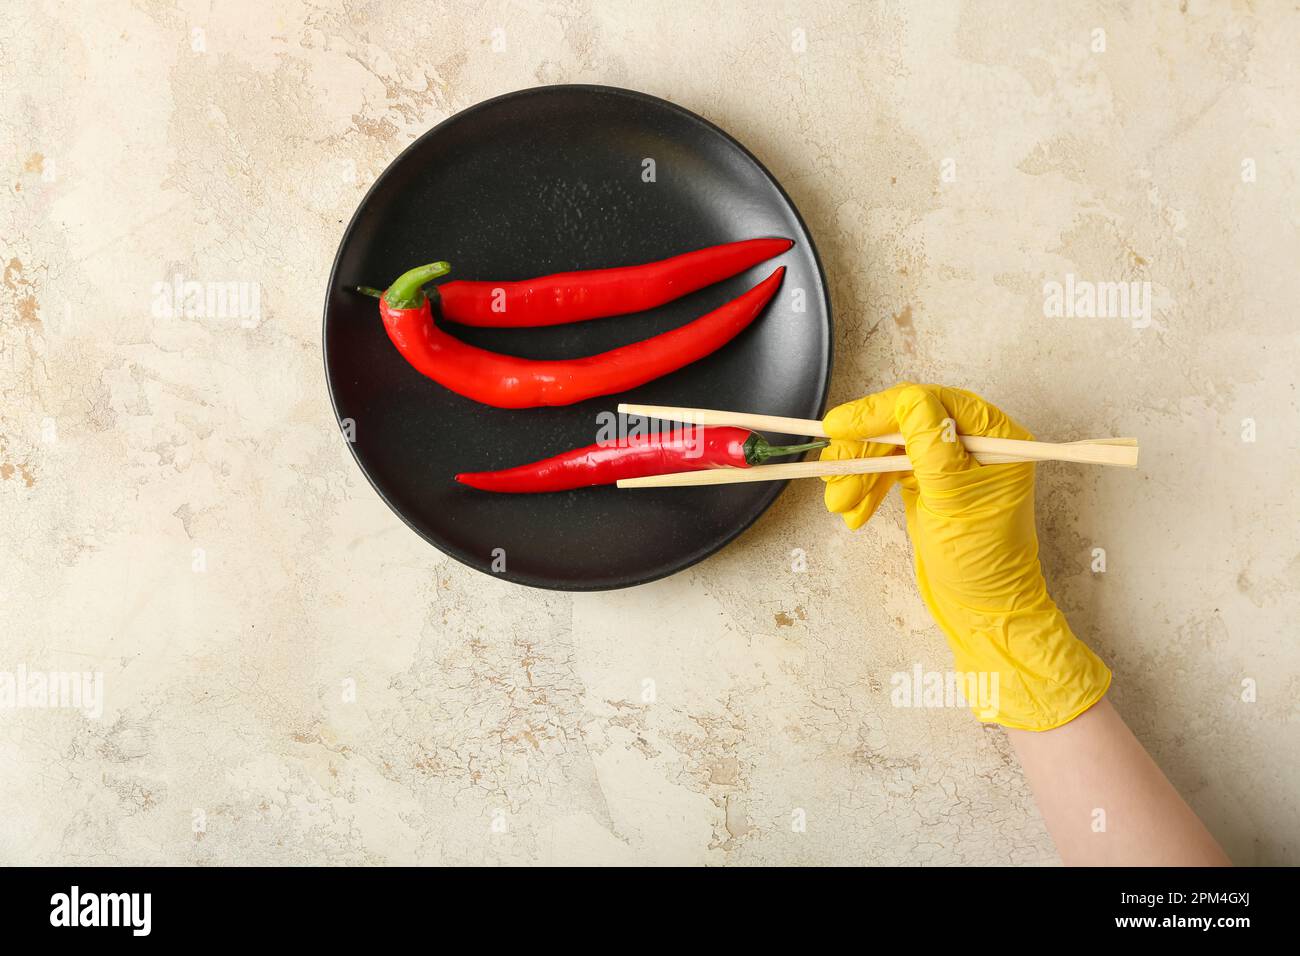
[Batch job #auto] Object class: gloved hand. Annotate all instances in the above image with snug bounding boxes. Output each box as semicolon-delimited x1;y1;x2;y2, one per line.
821;383;1110;731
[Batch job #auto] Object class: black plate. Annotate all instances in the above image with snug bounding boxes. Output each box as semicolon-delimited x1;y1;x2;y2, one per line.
324;85;831;590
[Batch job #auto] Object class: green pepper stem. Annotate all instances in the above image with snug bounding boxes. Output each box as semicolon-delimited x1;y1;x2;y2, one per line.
354;286;384;298
384;261;451;309
743;434;829;465
764;439;829;458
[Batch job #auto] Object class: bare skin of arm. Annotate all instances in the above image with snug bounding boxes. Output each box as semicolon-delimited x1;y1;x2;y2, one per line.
1007;697;1231;866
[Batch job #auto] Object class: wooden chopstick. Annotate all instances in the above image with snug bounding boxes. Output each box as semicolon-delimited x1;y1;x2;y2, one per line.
619;403;834;438
615;444;1124;488
617;403;1138;467
614;403;1139;488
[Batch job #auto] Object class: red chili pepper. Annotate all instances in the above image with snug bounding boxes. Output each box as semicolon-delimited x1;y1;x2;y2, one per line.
437;238;792;327
456;426;828;493
369;263;785;408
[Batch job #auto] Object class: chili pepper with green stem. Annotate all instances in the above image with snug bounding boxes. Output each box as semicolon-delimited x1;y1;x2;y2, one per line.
455;426;828;493
363;262;785;409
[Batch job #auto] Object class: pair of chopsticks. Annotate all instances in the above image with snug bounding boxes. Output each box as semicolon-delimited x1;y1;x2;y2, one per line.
615;403;1139;488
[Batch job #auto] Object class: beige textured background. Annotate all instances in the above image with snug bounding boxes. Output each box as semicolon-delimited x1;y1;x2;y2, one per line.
2;0;1296;865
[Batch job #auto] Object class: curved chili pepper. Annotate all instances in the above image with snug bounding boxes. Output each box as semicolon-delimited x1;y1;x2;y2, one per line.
373;263;785;408
456;426;828;493
436;238;792;327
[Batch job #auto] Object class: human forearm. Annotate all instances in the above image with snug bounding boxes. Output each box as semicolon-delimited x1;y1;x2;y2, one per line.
1007;696;1230;866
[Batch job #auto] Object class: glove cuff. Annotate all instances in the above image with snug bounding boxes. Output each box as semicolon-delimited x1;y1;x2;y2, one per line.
949;605;1112;731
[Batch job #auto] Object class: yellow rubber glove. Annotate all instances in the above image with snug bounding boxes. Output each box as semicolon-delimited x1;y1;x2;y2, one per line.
822;383;1110;731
